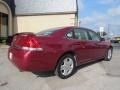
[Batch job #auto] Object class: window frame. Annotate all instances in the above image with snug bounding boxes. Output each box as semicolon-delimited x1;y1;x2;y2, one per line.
87;30;101;41
73;28;89;40
66;27;102;41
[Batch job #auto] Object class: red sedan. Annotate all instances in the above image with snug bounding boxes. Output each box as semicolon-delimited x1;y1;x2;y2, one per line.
8;27;113;79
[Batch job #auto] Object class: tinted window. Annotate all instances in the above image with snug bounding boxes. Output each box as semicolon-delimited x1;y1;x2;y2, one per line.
74;29;88;40
88;31;100;41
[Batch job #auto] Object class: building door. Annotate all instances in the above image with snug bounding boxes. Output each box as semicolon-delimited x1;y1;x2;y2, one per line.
0;12;8;43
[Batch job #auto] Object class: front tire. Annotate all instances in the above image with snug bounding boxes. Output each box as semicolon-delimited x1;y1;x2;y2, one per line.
55;54;76;79
105;48;113;61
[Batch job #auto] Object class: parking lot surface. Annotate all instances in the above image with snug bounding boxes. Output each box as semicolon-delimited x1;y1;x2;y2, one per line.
0;47;120;90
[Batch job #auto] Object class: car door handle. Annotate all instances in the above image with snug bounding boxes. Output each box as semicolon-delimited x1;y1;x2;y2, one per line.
75;44;85;48
75;43;81;45
75;42;82;45
94;43;97;45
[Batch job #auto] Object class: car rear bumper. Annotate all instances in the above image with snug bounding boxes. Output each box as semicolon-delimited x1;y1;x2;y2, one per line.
8;46;57;72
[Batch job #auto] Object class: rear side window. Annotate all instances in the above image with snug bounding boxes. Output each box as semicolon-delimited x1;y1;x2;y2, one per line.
74;29;88;40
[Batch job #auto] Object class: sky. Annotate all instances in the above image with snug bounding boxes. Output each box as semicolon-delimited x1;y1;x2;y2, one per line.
77;0;120;36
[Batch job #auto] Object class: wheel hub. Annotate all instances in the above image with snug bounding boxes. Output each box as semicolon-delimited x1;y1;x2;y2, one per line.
60;58;74;76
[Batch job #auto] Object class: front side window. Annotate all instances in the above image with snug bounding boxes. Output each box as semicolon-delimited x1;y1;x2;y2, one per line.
74;29;88;40
88;31;100;41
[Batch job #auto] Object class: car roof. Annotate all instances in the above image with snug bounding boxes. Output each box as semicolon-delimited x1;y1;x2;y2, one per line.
51;26;97;37
59;26;96;33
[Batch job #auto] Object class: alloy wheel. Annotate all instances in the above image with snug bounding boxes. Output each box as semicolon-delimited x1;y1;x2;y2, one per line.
60;58;74;76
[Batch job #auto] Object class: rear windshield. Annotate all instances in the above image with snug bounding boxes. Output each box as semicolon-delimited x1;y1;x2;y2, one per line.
36;27;62;36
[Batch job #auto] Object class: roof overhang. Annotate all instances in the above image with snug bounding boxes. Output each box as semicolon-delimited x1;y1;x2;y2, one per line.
15;0;77;16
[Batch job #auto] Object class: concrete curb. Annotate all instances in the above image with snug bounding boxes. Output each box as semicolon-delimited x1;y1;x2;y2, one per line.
0;44;9;49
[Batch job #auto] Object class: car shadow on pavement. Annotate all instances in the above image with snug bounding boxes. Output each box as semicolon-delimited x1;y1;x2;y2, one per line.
32;71;55;78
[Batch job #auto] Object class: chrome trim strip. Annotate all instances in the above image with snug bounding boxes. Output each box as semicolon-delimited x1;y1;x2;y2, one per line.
14;44;43;51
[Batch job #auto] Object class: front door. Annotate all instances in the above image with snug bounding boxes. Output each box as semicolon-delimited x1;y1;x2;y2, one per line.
87;30;106;59
73;28;91;64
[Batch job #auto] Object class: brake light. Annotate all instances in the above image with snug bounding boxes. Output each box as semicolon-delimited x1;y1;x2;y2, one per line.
24;37;40;48
15;35;43;51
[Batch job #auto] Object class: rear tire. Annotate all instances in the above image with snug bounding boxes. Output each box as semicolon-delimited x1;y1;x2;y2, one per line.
104;48;113;61
55;54;76;79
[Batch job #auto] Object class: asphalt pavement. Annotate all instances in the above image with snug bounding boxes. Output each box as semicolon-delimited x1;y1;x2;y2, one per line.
0;47;120;90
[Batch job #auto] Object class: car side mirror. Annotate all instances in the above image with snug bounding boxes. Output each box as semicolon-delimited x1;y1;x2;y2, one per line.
100;38;105;41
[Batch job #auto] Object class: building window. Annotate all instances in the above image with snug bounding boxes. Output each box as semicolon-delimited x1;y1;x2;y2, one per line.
0;12;8;43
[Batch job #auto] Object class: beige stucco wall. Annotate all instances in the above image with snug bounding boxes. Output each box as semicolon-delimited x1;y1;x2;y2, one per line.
15;14;75;33
0;2;8;14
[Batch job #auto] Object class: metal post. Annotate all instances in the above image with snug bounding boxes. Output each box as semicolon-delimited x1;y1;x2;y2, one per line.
0;13;1;41
108;24;110;38
75;0;79;26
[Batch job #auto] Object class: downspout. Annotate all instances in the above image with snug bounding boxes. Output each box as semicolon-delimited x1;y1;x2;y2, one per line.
75;0;79;26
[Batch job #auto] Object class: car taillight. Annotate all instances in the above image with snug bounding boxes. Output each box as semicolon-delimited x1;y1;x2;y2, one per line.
23;37;40;48
15;36;43;51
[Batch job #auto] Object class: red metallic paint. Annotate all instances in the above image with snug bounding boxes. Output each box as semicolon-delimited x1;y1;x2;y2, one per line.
8;27;112;72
